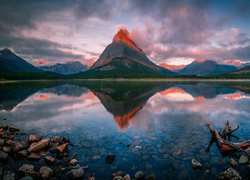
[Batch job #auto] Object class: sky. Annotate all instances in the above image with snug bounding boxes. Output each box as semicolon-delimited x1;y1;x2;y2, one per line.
0;0;250;67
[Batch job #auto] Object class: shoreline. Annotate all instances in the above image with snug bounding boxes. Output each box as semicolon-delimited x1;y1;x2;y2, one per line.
0;78;250;84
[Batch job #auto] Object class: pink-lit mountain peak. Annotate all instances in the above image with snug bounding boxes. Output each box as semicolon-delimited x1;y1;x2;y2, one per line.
112;29;144;54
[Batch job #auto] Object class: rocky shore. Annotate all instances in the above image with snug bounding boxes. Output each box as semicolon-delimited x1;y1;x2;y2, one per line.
1;123;250;180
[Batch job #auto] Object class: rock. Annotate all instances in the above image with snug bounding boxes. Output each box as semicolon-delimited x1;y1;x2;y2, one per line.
69;158;78;166
28;153;41;161
12;141;27;152
18;164;35;176
39;166;53;179
105;153;116;164
67;168;84;179
134;171;144;180
239;155;249;164
18;150;28;157
112;171;124;177
0;150;8;161
50;136;63;143
56;143;68;153
245;147;250;153
146;174;156;180
44;156;55;165
29;135;41;142
2;146;11;153
145;163;153;169
229;158;238;167
192;159;202;169
123;174;131;180
91;155;101;160
20;176;33;180
219;167;242;180
135;146;142;149
9;126;19;132
0;139;4;146
114;176;123;180
28;139;50;152
24;171;39;179
2;171;15;180
0;125;8;130
5;139;13;145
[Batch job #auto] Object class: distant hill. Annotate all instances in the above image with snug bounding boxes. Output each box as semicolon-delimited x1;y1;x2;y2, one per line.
0;48;42;72
83;29;174;78
40;61;88;75
178;60;237;76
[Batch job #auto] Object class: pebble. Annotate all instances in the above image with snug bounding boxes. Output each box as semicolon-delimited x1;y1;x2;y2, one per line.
0;150;8;161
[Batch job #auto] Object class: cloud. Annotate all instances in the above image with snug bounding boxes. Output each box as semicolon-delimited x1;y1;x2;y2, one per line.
33;59;49;65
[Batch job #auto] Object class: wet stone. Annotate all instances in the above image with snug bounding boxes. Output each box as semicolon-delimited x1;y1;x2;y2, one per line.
44;156;55;165
18;164;34;175
0;150;8;161
5;139;13;145
29;135;41;142
56;143;68;153
28;139;50;152
39;166;53;179
134;171;144;180
146;174;156;180
69;158;78;166
20;176;33;180
67;168;84;179
219;167;242;180
0;139;4;146
239;155;249;164
18;150;28;157
229;158;238;167
192;159;202;169
123;174;131;180
2;171;15;180
2;146;11;153
9;126;19;132
28;153;41;161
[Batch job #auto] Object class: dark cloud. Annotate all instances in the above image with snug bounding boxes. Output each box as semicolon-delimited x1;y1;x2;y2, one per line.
0;33;84;62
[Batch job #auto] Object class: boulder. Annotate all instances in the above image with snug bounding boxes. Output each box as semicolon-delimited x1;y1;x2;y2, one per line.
67;168;84;179
192;159;202;169
39;166;53;179
28;139;50;152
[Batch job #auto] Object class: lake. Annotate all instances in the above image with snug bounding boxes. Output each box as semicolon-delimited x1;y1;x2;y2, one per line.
0;80;250;179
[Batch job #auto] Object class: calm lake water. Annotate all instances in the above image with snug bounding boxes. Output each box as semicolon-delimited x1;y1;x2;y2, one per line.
0;80;250;179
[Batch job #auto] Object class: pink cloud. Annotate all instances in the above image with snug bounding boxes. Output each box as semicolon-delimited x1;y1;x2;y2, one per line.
224;59;246;66
33;59;49;65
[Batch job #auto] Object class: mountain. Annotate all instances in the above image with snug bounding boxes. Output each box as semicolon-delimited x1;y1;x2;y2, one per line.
0;48;42;72
178;60;237;76
40;61;88;75
83;29;174;78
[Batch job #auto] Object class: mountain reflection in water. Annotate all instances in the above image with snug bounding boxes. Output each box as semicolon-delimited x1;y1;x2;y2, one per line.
0;81;250;179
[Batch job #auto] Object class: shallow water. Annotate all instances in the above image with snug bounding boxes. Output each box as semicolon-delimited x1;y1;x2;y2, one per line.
0;81;250;179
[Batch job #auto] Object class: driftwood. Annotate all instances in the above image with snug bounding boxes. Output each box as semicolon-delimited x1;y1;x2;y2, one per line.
206;121;250;155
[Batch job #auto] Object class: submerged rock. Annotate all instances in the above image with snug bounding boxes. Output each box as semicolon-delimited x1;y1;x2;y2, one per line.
134;171;144;180
0;150;8;161
2;171;15;180
219;167;242;180
69;158;78;166
44;156;55;165
18;164;34;176
20;176;33;180
56;143;68;153
105;153;116;164
67;168;84;179
29;135;41;142
229;158;238;167
192;159;202;169
239;155;249;164
28;153;41;161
